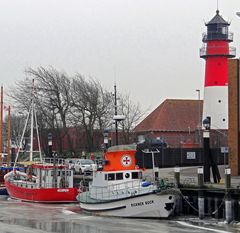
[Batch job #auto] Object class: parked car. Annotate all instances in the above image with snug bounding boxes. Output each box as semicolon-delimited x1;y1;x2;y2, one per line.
73;159;95;174
65;158;80;170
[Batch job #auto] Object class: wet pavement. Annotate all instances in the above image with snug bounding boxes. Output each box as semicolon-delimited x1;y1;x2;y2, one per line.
0;197;238;233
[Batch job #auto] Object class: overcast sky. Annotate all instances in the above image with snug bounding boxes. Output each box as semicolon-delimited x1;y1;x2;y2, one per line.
0;0;239;113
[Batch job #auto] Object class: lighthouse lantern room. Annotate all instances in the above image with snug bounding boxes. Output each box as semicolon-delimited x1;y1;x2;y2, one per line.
200;10;236;130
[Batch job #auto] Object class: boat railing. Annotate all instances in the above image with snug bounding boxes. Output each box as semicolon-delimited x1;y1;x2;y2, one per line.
42;157;66;166
80;179;156;203
6;170;72;189
10;177;71;189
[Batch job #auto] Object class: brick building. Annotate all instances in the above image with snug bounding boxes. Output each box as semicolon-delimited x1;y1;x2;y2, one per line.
134;99;203;148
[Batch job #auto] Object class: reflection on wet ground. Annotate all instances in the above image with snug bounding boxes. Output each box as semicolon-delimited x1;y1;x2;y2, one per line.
0;197;237;233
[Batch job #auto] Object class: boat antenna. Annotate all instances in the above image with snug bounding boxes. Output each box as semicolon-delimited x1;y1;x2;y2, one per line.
114;83;118;145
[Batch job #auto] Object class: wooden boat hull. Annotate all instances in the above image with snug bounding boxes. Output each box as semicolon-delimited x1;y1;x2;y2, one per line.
79;190;177;218
5;179;79;203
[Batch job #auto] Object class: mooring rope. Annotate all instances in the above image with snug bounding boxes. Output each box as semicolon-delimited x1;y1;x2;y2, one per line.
178;190;226;215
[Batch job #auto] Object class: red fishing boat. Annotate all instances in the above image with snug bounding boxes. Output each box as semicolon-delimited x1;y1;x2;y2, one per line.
4;80;80;203
4;159;79;203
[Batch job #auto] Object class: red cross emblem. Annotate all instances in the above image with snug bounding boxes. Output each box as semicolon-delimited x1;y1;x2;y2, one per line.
121;155;132;166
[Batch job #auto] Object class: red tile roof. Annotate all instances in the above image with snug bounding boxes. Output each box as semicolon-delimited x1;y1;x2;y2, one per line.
134;99;203;132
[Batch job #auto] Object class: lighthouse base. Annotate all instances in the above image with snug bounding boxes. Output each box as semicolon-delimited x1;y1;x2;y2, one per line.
203;86;228;130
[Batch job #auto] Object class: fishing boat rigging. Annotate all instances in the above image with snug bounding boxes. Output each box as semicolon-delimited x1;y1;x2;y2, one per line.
4;80;80;203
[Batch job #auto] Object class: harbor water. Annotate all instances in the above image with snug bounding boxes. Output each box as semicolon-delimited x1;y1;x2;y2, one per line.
0;197;238;233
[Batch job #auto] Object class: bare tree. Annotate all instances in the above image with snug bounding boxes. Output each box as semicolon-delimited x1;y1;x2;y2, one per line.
25;67;74;154
8;66;144;154
8;67;74;154
71;75;112;152
118;94;145;144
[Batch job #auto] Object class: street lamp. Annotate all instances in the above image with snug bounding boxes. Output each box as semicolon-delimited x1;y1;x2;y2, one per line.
103;128;109;150
203;116;210;130
202;116;211;182
48;132;53;157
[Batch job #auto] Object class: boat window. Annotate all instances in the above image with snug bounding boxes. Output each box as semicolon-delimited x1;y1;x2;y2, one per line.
108;173;115;181
116;173;123;180
132;172;139;179
125;173;130;179
105;174;107;180
50;170;59;176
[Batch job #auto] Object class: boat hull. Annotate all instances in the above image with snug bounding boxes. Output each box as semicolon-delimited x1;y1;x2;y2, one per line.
0;186;8;196
79;190;177;218
5;180;79;203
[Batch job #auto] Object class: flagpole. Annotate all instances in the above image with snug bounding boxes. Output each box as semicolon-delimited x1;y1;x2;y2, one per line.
7;106;11;166
0;86;3;164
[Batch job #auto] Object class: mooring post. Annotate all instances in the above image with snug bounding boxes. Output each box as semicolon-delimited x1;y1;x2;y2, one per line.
174;166;180;187
174;166;182;216
214;197;219;219
198;167;205;219
225;167;233;223
198;166;204;187
208;197;212;216
225;167;231;189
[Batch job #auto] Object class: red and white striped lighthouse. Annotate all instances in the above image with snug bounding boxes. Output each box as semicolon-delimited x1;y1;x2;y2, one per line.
200;10;236;130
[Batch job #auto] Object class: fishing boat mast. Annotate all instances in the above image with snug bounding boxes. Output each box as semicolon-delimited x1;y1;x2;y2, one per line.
7;106;11;166
14;79;42;167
